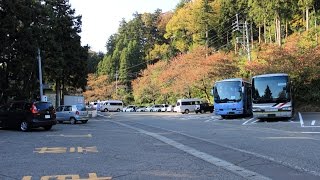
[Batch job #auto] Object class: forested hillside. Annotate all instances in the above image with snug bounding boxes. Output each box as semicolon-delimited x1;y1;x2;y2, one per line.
85;0;320;110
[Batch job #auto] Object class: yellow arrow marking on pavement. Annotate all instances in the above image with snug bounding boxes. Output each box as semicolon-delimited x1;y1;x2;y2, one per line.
22;173;112;180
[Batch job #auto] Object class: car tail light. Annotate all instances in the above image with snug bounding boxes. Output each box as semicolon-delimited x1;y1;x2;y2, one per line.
30;104;39;114
76;111;79;115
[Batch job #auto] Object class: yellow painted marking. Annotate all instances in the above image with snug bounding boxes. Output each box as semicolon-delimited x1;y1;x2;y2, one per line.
34;147;98;154
34;147;67;154
40;175;80;180
88;173;112;180
70;147;76;153
23;173;112;180
78;146;98;153
22;176;32;180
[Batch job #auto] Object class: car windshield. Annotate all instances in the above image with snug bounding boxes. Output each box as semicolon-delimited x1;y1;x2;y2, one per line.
35;102;54;110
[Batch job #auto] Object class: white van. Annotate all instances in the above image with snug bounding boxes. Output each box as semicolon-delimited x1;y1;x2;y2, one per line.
175;98;202;114
100;100;123;112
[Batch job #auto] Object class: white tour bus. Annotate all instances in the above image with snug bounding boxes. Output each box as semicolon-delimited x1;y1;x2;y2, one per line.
175;98;202;114
252;73;293;119
100;100;123;112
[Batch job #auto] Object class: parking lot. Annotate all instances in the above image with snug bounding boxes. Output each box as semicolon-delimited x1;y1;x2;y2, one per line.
1;111;320;179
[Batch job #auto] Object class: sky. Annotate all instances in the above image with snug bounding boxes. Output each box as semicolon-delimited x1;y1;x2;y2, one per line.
68;0;181;53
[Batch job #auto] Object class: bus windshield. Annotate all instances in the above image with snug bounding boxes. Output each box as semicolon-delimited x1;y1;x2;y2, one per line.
214;81;242;103
252;76;290;103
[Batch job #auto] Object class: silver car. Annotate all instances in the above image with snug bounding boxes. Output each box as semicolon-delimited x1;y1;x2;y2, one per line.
56;104;88;124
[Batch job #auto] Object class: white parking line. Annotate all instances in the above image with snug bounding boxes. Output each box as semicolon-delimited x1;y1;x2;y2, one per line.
301;132;320;134
109;120;270;180
299;113;320;128
242;118;256;125
299;112;304;127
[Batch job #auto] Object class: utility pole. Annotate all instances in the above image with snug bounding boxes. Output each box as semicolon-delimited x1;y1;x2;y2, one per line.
233;14;240;54
316;18;318;45
206;24;208;58
245;21;251;61
37;48;44;101
233;14;251;61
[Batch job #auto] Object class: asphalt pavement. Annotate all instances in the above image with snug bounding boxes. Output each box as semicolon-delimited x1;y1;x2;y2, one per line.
1;111;320;180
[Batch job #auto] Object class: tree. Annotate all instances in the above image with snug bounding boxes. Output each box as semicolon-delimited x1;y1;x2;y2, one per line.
87;51;104;74
40;0;87;106
0;0;42;103
299;0;315;31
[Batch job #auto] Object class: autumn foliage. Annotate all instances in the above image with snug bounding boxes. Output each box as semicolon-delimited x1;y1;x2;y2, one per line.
132;47;239;104
130;32;320;108
83;74;115;103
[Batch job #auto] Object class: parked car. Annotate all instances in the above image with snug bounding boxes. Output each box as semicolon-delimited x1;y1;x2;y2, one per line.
136;106;147;112
146;106;153;112
56;104;88;124
195;103;214;114
0;101;56;132
89;102;99;110
123;105;136;112
166;105;175;112
100;100;123;112
175;98;202;114
151;104;164;112
161;104;169;112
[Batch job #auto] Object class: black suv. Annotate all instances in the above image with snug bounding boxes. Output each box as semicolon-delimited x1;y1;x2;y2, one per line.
0;101;57;131
195;103;214;114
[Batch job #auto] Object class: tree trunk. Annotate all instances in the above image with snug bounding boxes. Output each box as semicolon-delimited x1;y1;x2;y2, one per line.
201;80;211;103
264;19;267;43
275;17;277;43
306;7;309;31
316;18;318;45
259;26;261;44
269;27;272;43
286;20;288;38
251;22;254;48
277;16;281;46
61;78;65;105
56;79;61;108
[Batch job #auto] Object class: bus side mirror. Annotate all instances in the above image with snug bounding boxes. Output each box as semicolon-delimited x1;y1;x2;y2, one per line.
240;87;244;93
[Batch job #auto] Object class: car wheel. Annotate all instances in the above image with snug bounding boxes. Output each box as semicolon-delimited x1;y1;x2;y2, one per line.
158;109;161;112
104;108;108;112
20;121;30;132
117;108;120;112
43;125;52;131
200;109;205;114
81;120;88;124
185;109;189;114
70;117;76;124
58;121;63;124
